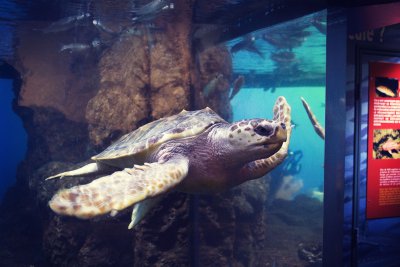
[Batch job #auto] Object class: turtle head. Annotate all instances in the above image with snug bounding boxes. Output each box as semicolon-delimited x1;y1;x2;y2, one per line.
225;119;287;161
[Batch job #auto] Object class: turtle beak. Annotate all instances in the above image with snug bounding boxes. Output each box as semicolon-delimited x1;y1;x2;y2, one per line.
260;123;287;145
276;123;287;142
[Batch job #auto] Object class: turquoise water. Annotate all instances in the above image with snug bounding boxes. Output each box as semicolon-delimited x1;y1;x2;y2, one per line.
226;10;326;200
231;86;325;195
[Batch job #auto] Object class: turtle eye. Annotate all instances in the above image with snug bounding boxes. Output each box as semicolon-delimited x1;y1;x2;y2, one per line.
254;125;273;136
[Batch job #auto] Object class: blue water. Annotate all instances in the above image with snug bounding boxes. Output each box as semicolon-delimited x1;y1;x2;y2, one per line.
231;86;325;194
224;10;326;199
0;78;27;201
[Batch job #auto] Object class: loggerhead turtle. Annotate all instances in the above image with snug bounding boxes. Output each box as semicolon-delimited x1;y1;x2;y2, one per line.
48;96;291;229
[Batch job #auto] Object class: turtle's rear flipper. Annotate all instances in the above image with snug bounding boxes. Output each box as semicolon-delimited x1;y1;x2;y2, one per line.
48;156;189;221
128;196;162;229
46;163;112;180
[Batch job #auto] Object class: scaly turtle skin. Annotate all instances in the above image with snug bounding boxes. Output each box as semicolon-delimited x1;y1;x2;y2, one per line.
48;96;292;228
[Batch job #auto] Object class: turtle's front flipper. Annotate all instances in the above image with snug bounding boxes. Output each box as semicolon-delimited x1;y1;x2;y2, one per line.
48;156;189;220
301;97;325;140
240;96;292;180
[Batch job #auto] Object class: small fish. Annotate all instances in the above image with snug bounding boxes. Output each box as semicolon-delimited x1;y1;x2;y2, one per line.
60;44;90;52
262;33;303;50
291;119;299;128
379;140;400;155
203;74;223;98
41;13;91;33
283;22;310;33
270;51;296;63
120;24;164;39
91;39;102;48
161;3;174;10
290;30;311;39
121;27;143;36
60;39;101;53
132;0;170;17
229;75;244;100
376;85;396;97
231;35;264;59
301;97;325;140
192;24;225;39
92;19;115;34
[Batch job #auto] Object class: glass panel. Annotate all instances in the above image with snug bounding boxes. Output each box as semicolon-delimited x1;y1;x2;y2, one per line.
196;10;326;266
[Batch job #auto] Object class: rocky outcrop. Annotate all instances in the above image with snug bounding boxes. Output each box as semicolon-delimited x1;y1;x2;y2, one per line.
197;178;269;266
195;45;233;121
85;34;151;147
86;1;193;148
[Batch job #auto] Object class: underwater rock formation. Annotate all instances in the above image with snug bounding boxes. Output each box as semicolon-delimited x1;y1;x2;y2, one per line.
264;195;323;266
85;34;151;147
148;8;193;120
87;1;193;148
197;178;269;266
195;45;233;121
132;192;191;266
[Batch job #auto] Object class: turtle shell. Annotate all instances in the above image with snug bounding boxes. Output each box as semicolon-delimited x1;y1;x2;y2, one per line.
92;107;226;161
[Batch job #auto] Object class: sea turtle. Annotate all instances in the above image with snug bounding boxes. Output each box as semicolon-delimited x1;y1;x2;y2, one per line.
47;96;292;228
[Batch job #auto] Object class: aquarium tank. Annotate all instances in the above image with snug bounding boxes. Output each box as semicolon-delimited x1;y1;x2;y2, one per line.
0;0;326;266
